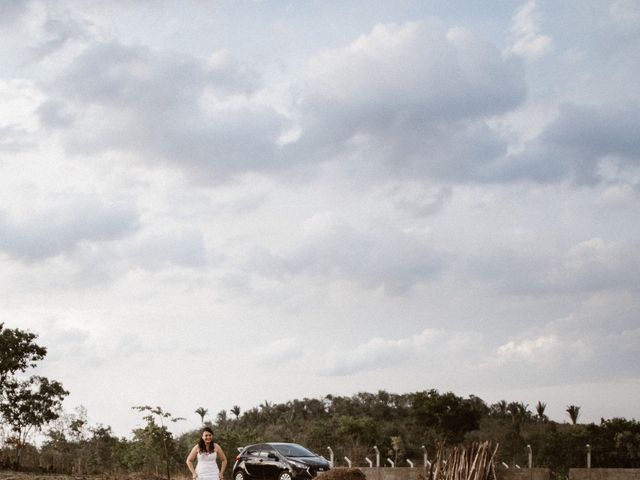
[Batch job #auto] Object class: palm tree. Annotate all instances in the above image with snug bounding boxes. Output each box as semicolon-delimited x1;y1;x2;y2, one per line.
195;407;208;425
535;401;547;422
491;400;509;418
507;402;530;434
231;405;241;420
566;405;581;425
216;409;228;425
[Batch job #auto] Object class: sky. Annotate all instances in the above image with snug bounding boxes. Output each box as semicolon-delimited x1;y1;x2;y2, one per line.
1;0;639;438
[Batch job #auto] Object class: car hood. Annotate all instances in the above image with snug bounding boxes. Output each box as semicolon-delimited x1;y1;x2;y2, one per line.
289;456;330;468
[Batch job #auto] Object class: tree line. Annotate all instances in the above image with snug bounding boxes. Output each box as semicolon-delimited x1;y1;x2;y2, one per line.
1;323;639;478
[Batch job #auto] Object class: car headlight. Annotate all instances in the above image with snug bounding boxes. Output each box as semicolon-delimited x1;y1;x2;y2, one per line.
289;460;308;470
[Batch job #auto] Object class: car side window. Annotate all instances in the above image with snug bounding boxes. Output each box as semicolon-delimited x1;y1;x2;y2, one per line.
244;445;261;457
259;446;275;458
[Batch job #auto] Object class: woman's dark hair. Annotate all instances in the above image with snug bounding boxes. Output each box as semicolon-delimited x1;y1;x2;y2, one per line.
198;427;215;453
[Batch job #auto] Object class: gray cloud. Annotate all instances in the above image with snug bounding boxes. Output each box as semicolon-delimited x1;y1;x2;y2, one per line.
462;237;640;296
0;0;29;26
41;41;288;180
494;103;640;184
0;196;139;261
27;13;90;62
287;21;526;181
36;99;75;128
389;182;452;217
36;19;531;185
0;124;33;151
127;229;208;270
251;213;444;294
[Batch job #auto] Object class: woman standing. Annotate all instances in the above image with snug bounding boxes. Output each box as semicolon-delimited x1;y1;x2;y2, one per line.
187;427;228;480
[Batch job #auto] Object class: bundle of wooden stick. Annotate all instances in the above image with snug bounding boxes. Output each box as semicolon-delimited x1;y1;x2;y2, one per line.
427;441;499;480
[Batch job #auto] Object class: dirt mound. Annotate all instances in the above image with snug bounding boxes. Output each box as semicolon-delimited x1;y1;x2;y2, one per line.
316;468;367;480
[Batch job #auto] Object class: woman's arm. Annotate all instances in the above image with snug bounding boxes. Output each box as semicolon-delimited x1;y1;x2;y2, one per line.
186;445;199;479
216;443;228;479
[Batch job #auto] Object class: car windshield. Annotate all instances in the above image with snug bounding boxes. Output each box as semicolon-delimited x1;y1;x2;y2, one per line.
272;444;316;457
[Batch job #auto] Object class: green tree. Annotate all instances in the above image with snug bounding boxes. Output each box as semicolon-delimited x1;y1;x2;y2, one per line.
0;375;68;466
410;390;486;443
507;402;530;435
132;405;185;480
0;323;47;389
490;400;509;418
334;415;378;460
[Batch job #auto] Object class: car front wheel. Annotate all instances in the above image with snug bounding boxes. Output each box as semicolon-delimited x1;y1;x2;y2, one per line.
234;471;246;480
278;471;293;480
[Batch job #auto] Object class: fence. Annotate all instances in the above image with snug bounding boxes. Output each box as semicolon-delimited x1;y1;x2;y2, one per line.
354;468;551;480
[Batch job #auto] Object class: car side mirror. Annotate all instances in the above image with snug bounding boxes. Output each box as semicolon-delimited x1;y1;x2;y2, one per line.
268;453;279;460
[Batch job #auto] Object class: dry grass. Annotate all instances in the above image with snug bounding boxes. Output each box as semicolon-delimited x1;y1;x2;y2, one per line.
430;442;498;480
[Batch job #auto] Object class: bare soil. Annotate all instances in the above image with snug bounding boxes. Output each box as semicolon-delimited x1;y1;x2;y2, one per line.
316;468;367;480
0;471;191;480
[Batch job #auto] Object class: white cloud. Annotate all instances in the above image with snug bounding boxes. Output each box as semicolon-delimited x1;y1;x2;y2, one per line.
0;79;43;132
317;329;441;376
255;338;302;364
290;20;525;181
493;335;562;365
508;1;553;58
560;238;640;292
314;328;481;377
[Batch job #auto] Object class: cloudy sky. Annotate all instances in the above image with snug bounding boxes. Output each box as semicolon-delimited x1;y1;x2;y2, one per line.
2;0;639;437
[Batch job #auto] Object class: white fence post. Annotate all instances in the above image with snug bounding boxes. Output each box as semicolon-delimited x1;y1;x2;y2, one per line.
327;447;334;468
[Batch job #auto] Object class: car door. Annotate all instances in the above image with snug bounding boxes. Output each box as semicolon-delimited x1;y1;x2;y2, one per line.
259;445;284;480
242;444;264;480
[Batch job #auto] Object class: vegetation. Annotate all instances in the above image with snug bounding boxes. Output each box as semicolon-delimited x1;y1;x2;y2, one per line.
566;405;581;426
0;323;68;468
2;324;640;478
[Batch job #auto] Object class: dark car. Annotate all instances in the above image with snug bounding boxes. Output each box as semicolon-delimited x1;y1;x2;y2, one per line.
233;442;331;480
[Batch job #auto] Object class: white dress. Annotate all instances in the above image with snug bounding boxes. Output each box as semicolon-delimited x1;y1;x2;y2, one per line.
196;450;220;480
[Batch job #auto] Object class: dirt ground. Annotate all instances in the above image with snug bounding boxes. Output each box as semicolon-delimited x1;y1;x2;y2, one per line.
0;472;369;480
316;468;367;480
0;471;192;480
